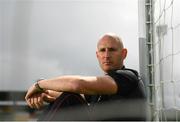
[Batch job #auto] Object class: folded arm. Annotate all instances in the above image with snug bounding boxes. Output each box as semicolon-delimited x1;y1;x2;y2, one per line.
25;75;118;108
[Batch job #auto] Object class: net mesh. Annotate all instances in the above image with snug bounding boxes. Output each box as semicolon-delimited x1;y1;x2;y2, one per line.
153;0;180;121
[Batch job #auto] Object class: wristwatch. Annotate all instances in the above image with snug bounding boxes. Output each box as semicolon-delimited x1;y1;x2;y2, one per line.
35;78;45;92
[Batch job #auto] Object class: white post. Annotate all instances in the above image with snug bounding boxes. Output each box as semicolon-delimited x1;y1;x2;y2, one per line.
138;0;158;120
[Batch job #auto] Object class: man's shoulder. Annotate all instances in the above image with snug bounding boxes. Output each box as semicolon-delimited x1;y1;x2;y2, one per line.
108;67;139;81
123;68;138;76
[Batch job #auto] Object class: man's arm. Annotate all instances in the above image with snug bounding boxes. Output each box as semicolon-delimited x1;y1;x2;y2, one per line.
25;75;118;100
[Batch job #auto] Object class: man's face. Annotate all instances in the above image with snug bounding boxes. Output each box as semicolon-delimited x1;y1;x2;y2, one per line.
96;36;126;73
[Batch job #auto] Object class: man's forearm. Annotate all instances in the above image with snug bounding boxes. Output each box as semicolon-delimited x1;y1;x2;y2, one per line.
47;90;62;98
41;90;62;103
38;75;84;93
37;75;117;95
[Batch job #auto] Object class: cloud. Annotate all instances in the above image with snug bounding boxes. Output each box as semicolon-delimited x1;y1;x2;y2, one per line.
0;0;139;90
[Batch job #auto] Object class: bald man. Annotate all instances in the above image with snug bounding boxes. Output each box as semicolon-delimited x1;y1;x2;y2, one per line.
25;33;146;120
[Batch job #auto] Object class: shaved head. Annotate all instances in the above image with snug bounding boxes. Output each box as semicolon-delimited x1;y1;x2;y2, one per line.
97;33;124;50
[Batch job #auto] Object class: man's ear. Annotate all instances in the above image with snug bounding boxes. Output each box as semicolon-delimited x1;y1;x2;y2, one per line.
121;48;127;60
96;51;99;58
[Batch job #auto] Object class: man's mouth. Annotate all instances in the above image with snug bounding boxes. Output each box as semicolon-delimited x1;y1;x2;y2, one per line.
103;62;112;65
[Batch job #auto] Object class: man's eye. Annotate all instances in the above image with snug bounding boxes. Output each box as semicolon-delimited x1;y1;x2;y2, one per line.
99;49;105;52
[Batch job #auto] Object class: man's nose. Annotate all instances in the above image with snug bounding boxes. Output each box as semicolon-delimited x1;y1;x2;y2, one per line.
104;50;110;58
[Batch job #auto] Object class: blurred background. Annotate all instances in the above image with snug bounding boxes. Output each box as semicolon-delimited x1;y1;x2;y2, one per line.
0;0;180;121
0;0;139;120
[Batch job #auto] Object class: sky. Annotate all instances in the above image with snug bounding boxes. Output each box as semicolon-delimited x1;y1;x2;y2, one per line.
0;0;139;91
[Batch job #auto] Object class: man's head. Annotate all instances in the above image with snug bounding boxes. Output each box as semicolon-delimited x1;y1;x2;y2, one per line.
96;33;127;73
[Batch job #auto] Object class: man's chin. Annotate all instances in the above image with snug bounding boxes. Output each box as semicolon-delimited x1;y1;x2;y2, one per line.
103;67;113;73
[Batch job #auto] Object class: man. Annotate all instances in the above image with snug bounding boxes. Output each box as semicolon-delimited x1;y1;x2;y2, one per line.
25;33;146;120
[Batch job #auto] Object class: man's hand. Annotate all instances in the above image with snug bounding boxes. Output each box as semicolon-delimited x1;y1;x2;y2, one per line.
25;83;40;101
26;93;44;109
25;90;57;109
24;82;58;109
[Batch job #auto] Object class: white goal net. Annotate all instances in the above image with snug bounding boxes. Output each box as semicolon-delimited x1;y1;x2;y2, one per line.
153;0;180;121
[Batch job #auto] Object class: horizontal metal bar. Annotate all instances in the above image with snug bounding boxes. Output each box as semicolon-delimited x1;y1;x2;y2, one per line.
145;3;152;6
147;84;155;87
0;101;27;106
146;21;152;24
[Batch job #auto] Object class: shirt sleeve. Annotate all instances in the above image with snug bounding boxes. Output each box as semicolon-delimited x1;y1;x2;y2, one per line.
107;70;139;96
